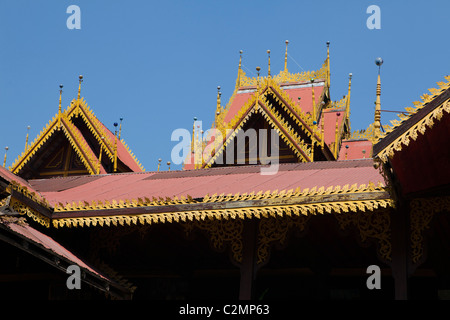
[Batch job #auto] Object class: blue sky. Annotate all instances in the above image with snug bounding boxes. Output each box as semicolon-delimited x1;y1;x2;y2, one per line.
0;0;449;172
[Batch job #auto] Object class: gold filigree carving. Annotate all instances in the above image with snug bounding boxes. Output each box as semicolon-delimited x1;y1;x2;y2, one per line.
334;209;392;262
257;213;310;265
184;217;244;263
410;196;450;264
8;197;50;228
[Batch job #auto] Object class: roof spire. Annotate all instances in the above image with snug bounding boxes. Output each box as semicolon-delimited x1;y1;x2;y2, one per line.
334;113;340;159
216;86;222;116
346;73;352;120
3;146;8;168
311;78;316;124
191;117;197;154
373;58;383;141
326;41;331;86
58;84;63;130
284;40;289;72
267;50;271;77
157;158;162;172
113;122;118;172
256;66;261;87
236;50;243;89
24;125;31;152
118;118;123;140
77;75;83;100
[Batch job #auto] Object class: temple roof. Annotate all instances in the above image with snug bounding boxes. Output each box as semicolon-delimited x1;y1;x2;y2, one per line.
185;43;356;169
10;90;144;179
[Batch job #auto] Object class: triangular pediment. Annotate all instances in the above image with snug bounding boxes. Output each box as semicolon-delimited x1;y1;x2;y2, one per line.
11;97;144;179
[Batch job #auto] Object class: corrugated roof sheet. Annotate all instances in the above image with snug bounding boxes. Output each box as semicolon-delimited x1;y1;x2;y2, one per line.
28;159;385;206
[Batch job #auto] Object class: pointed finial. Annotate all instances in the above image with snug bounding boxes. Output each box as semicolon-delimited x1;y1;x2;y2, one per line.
58;84;63;129
346;73;352;120
77;75;83;100
113;122;118;172
118;117;123;140
267;50;271;77
191;117;197;153
374;58;383;141
3;146;8;168
24;125;31;152
216;86;222;115
157;158;162;171
167;161;171;171
326;41;331;86
284;40;289;72
256;66;261;86
236;50;243;89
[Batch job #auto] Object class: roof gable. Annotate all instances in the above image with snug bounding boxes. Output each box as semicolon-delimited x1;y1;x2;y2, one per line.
10;97;144;179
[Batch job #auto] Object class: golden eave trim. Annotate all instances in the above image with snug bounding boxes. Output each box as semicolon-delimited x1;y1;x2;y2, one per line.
52;197;392;229
51;182;392;228
375;98;450;163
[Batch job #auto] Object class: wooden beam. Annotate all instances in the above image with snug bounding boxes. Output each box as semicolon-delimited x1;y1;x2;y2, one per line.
239;219;258;300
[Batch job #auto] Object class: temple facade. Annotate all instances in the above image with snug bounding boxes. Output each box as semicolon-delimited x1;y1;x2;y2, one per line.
1;42;449;300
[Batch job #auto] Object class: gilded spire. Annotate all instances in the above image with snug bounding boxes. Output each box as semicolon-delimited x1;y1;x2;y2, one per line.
118;117;123;140
167;161;171;172
256;66;261;87
373;58;383;141
191;117;197;153
236;50;243;89
326;41;331;86
113;122;118;172
334;112;340;158
77;75;83;100
58;84;63;130
216;86;222;116
346;73;352;119
3;146;8;168
24;125;30;152
284;40;289;72
267;50;271;77
157;158;162;172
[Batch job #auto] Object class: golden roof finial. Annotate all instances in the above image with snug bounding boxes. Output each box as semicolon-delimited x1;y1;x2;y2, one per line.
346;73;352;120
3;146;8;168
216;86;222;116
334;113;340;159
236;50;243;89
256;66;261;87
167;161;171;171
113;122;118;172
373;58;383;141
118;118;123;140
58;84;63;130
311;78;316;124
267;50;271;77
157;158;162;172
24;125;31;152
191;117;197;154
77;75;83;100
284;40;289;72
326;41;331;86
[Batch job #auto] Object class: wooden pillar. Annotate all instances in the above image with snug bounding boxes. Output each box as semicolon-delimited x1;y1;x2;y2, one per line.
391;201;410;300
239;219;258;300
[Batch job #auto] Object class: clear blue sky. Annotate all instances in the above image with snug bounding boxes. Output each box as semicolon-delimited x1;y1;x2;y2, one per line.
0;0;449;172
